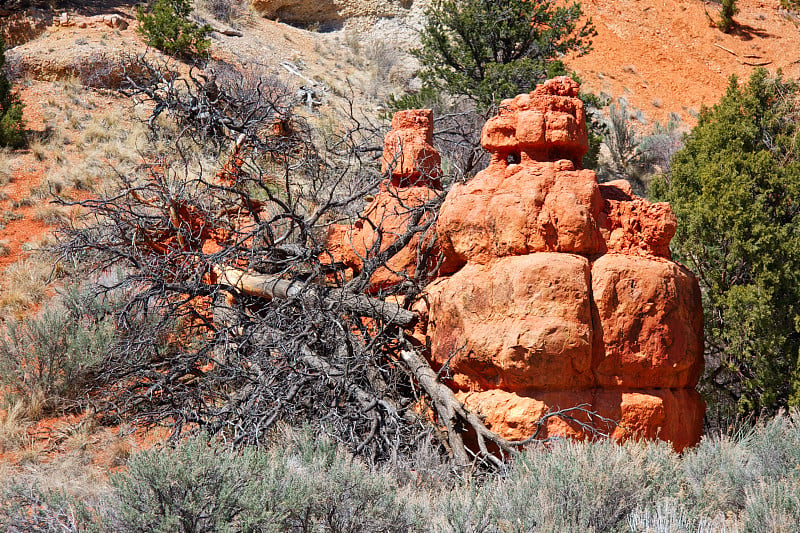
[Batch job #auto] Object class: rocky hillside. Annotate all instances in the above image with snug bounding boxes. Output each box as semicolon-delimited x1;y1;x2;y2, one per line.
0;0;796;273
4;0;800;124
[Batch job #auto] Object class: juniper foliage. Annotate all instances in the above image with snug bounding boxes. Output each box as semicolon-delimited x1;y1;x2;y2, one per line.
652;69;800;417
136;0;211;59
0;38;24;148
412;0;595;111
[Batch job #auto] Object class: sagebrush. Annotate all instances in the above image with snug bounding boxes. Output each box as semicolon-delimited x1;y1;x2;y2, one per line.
0;286;118;417
7;413;800;531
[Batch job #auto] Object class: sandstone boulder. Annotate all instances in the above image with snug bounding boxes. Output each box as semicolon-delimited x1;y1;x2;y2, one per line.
593;388;704;452
480;77;589;163
437;160;605;269
456;389;594;442
455;386;704;451
437;78;606;269
381;109;441;188
418;77;705;452
426;253;594;391
598;180;676;259
591;253;704;389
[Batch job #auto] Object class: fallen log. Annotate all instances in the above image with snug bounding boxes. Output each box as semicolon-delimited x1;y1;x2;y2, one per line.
214;266;418;327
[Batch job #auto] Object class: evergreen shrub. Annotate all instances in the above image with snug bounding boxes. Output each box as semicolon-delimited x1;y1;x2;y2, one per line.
0;38;24;148
136;0;211;59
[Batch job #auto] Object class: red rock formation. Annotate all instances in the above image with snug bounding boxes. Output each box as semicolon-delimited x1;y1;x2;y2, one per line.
598;180;676;259
326;109;443;291
426;77;704;451
480;77;589;162
381;109;441;189
456;389;594;441
426;253;594;391
436;160;604;270
593;388;704;446
438;82;603;269
325;89;704;451
591;253;704;389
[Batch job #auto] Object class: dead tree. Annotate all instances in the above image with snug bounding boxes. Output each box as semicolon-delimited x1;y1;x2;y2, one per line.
59;57;611;469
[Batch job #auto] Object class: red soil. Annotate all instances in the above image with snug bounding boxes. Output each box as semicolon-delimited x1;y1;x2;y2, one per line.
568;0;800;125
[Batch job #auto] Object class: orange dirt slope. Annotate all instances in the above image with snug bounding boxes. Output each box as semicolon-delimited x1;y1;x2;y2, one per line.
567;0;800;124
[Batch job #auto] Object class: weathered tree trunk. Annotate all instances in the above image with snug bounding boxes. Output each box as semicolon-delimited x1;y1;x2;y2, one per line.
214;266;418;327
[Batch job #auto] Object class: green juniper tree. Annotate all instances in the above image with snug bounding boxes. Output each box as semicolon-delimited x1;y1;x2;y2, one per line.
717;0;738;33
652;69;800;418
412;0;596;111
408;0;601;170
0;39;25;148
136;0;211;59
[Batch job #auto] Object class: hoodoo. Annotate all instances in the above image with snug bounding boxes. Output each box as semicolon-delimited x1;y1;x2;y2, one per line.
326;109;443;292
423;77;704;451
329;79;704;451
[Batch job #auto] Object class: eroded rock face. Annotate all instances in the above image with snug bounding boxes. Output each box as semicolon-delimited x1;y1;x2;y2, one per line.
426;253;594;391
437;81;604;269
252;0;342;25
458;388;704;447
437;160;604;269
480;77;589;162
456;389;594;441
325;109;442;291
598;180;676;259
251;0;408;27
426;77;704;451
591;253;704;389
326;182;440;292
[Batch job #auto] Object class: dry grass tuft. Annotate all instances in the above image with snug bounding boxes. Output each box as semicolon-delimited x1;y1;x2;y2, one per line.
108;436;134;467
0;402;31;453
22;233;58;253
28;138;48;161
33;204;70;226
15;445;44;466
0;257;59;316
10;197;34;209
46;105;147;193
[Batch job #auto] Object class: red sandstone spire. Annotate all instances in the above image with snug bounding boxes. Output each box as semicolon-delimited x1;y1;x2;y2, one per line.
381;109;442;189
